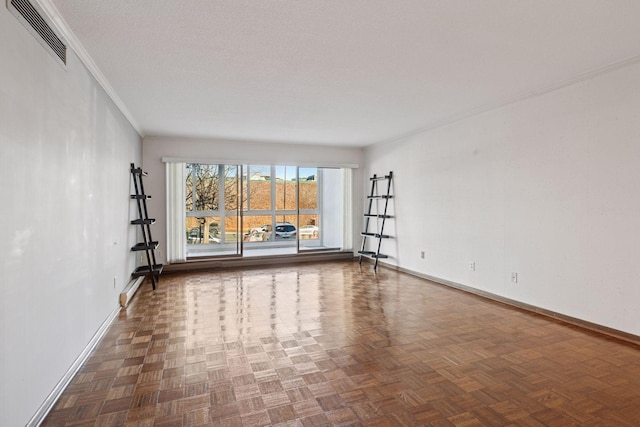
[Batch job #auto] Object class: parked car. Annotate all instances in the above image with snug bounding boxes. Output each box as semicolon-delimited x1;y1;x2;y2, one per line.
299;225;319;239
274;222;296;239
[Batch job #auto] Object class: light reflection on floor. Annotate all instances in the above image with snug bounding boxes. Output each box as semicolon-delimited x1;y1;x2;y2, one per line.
42;261;640;426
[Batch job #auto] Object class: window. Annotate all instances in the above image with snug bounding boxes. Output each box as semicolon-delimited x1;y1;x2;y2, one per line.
174;162;350;259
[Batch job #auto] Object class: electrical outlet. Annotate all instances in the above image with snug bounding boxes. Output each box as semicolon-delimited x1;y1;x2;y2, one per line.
113;276;117;289
511;272;518;283
470;261;476;271
420;251;425;259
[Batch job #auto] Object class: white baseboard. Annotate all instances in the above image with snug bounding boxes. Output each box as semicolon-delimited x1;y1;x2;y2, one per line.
27;304;121;426
120;276;144;307
377;260;640;345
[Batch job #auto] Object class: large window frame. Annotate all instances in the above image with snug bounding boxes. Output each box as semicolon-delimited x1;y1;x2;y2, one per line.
171;161;349;260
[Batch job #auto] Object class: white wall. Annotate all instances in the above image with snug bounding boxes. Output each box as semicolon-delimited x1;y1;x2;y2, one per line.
0;8;141;426
365;61;640;336
142;136;364;260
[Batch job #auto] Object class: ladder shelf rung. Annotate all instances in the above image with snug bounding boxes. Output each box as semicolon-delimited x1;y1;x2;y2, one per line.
133;264;164;276
363;214;392;218
130;194;152;200
131;242;159;251
358;251;389;259
130;167;148;176
369;175;392;181
361;232;390;238
358;250;376;256
367;195;392;199
130;218;155;225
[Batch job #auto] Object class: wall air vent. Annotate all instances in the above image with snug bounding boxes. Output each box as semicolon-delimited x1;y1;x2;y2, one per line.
7;0;67;66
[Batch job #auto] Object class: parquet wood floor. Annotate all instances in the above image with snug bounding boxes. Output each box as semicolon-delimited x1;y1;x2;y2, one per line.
42;261;640;426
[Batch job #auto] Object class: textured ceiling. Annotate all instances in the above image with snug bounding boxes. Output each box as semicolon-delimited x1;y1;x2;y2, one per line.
47;0;640;146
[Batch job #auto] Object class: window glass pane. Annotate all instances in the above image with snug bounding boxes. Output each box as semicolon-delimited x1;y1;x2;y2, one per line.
299;214;319;240
193;164;219;211
242;215;274;242
185;165;194;212
299;167;318;210
186;216;221;244
275;166;297;210
224;215;241;244
248;165;271;210
223;165;240;211
242;172;248;211
275;216;297;240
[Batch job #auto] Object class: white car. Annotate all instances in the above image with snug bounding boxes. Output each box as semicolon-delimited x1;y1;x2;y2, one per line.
274;223;297;239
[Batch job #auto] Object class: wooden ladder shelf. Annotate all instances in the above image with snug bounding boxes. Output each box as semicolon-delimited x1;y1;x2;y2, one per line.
130;163;163;289
358;171;393;269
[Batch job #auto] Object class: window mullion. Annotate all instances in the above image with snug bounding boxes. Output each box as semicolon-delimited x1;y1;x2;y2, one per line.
191;166;197;211
271;166;276;234
246;165;251;211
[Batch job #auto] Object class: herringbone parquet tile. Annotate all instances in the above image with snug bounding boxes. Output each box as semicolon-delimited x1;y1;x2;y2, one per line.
42;261;640;426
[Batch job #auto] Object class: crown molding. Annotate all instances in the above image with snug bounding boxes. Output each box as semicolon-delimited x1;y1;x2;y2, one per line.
35;0;143;138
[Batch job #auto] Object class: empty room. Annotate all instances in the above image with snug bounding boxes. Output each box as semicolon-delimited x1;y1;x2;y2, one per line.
2;1;640;426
